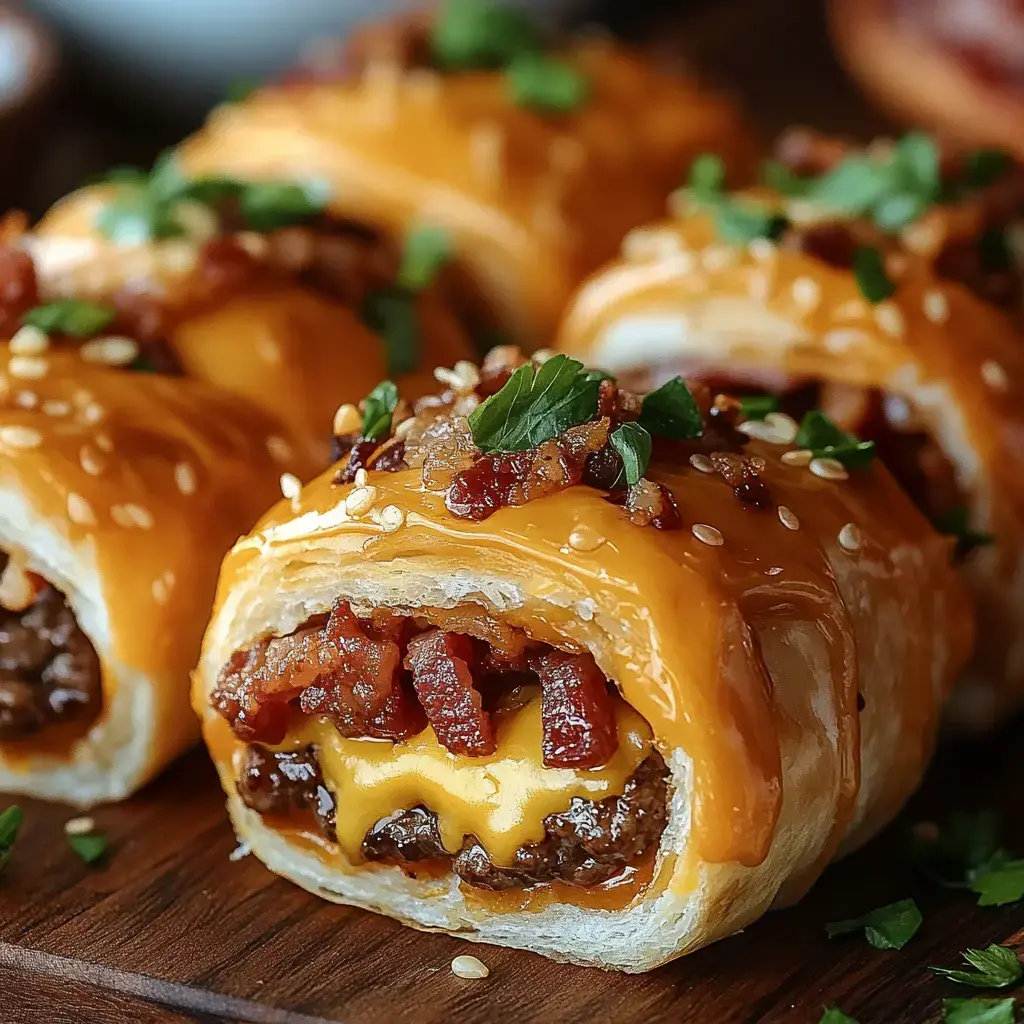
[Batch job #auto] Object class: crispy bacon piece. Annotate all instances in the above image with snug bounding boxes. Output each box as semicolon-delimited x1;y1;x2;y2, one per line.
529;650;618;770
710;451;772;509
212;642;299;744
334;438;380;483
404;630;496;756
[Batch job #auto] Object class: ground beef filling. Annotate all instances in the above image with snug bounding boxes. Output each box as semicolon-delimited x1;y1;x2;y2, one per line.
0;554;102;741
237;744;668;891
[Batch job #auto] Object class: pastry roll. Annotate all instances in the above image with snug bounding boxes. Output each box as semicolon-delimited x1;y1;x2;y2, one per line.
174;3;754;345
557;133;1024;726
0;347;311;805
194;349;969;971
16;172;471;463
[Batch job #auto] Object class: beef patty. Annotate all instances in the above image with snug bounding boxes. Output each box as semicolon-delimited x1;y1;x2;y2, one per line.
237;744;669;891
0;553;103;741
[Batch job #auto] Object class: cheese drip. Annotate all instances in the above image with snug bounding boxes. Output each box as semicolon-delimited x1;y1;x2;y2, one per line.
287;695;652;867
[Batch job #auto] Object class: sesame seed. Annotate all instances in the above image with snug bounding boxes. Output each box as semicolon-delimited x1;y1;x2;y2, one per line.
64;816;95;836
832;299;868;321
778;505;800;530
567;525;605;552
235;231;270;258
174;461;197;495
747;238;776;262
691;523;724;547
809;457;849;481
469;122;504;189
345;485;378;517
0;559;36;612
394;417;417;440
379;504;405;532
922;290;949;324
701;245;737;273
354;468;369;488
874;302;905;337
0;425;42;449
765;566;784;576
111;503;154;529
822;328;870;354
885;253;908;279
93;432;113;453
791;276;821;312
839;523;862;551
746;268;770;301
332;403;361;437
175;201;220;243
265;435;292;464
666;187;693;219
42;399;71;417
280;472;302;505
80;336;140;367
434;360;480;394
782;449;813;466
737;412;798;446
8;355;48;380
451;955;489;980
689;453;715;474
67;492;95;526
981;360;1009;392
9;324;49;355
532;349;555;364
152;577;170;604
79;445;105;476
14;390;37;409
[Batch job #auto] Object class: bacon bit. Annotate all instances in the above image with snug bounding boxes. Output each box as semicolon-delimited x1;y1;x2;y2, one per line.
446;420;609;521
710;452;772;508
405;630;495;757
617;478;683;530
335;438;380;484
368;439;408;473
529;650;618;770
212;645;296;744
199;236;259;293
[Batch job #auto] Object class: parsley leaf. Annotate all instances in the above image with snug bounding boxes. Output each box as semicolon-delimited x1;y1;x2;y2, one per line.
932;946;1024;989
362;288;420;376
639;377;703;440
908;810;1004;886
68;831;108;865
507;53;589;114
826;898;922;950
688;153;726;198
432;0;540;68
610;422;652;488
360;381;399;440
398;225;452;292
22;300;115;338
0;805;23;875
238;180;328;232
943;997;1017;1024
468;354;602;454
760;158;811;197
739;395;781;420
686;154;789;245
810;154;895;218
971;857;1024;907
852;246;896;303
795;410;876;468
936;508;994;560
819;1009;859;1024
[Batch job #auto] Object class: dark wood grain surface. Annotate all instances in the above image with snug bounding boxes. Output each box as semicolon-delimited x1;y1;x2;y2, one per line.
4;0;1021;1022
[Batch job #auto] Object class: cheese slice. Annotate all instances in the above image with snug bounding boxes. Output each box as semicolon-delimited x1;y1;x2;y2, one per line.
287;694;653;867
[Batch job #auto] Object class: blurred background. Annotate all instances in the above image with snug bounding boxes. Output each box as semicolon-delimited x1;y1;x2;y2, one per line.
2;0;898;215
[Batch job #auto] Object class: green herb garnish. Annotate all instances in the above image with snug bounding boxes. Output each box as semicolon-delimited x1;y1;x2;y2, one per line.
932;946;1024;989
68;831;107;865
398;225;452;292
507;53;589;114
610;422;652;488
760;158;811;197
943;997;1017;1024
225;77;259;103
431;0;539;69
964;149;1013;190
688;153;726;198
852;246;896;304
970;855;1024;907
937;508;994;560
236;180;329;232
908;810;1004;886
739;395;781;420
360;381;399;440
467;354;603;454
22;300;116;338
0;805;23;875
362;288;420;377
795;410;876;468
819;1010;859;1024
639;377;703;440
826;898;922;950
687;154;789;244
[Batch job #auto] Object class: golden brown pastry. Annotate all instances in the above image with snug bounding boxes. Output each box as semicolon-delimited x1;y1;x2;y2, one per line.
174;2;754;345
193;349;969;971
831;0;1024;157
0;347;313;805
557;133;1023;727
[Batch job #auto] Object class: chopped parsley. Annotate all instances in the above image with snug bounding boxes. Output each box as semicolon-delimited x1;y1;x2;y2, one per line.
852;246;896;304
22;300;115;338
225;76;258;103
507;53;589;114
0;805;23;875
431;0;539;69
819;1009;859;1024
908;809;1003;887
397;225;452;292
67;830;108;865
943;997;1017;1024
639;377;703;440
795;410;876;468
467;354;604;453
360;381;399;440
970;854;1024;907
937;508;994;560
739;394;781;420
687;154;789;245
362;288;420;377
825;898;922;950
931;946;1023;989
610;422;652;488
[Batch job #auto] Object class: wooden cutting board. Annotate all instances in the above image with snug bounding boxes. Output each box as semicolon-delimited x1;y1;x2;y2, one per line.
3;1;1020;1022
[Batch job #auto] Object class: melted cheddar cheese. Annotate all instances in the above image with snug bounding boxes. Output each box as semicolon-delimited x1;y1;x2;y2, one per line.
281;695;652;867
